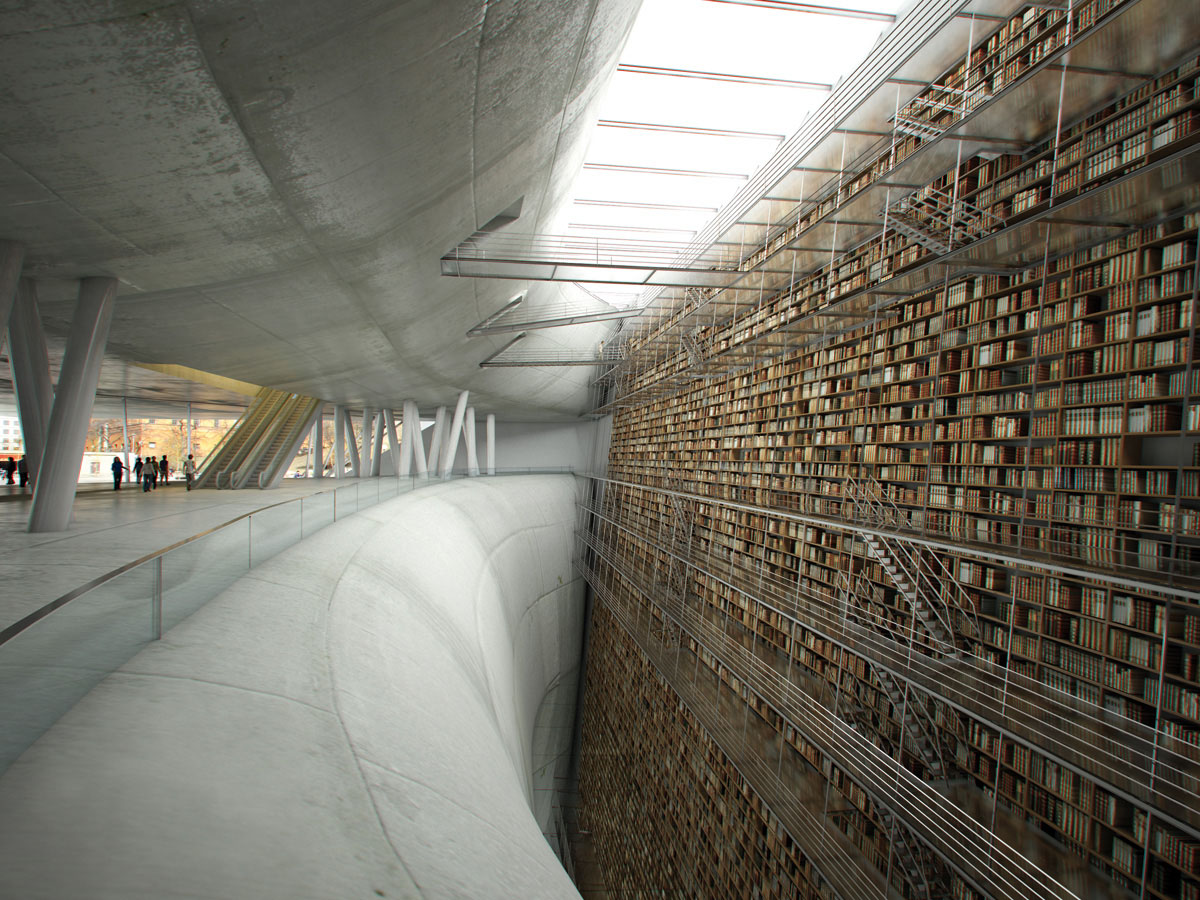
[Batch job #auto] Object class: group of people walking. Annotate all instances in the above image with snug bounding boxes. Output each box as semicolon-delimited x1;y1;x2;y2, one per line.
2;455;28;487
110;454;197;492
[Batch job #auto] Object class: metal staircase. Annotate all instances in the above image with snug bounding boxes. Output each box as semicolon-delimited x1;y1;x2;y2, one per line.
877;807;957;900
844;476;979;654
650;472;695;648
891;83;989;141
836;571;952;782
886;185;1004;256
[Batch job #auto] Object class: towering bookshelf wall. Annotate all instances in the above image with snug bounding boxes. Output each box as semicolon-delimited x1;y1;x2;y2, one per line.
579;604;834;900
582;4;1200;899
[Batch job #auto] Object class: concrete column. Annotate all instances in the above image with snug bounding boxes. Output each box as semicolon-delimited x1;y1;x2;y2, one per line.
8;280;53;483
486;414;496;476
371;410;385;477
427;406;446;475
122;398;131;483
407;401;428;477
359;407;373;476
383;408;399;476
29;277;118;532
312;410;324;479
344;410;360;478
397;403;414;477
464;407;479;476
0;241;24;348
334;405;345;479
410;404;427;476
439;391;469;478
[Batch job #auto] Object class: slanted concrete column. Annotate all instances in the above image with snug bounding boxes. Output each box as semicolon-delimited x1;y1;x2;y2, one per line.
8;280;53;484
371;410;385;477
344;410;360;478
403;401;428;477
464;407;479;476
334;405;346;478
427;406;446;475
411;404;428;476
29;277;118;532
486;414;496;475
439;391;469;478
312;410;324;479
359;407;373;476
0;242;24;347
397;403;414;477
382;409;398;476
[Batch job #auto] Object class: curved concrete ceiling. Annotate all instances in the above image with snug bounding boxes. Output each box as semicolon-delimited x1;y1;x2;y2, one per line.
0;0;641;419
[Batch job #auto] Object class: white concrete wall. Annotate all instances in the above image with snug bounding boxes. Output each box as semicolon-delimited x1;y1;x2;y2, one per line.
441;417;610;475
0;475;585;899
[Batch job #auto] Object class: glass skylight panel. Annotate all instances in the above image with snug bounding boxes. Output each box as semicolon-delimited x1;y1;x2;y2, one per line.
599;75;825;134
559;0;913;299
587;127;777;175
572;168;743;208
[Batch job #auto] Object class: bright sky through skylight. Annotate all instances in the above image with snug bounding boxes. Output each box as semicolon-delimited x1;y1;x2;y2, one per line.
564;0;911;307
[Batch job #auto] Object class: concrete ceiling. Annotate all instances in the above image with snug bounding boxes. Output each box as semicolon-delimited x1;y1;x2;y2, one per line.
0;0;641;420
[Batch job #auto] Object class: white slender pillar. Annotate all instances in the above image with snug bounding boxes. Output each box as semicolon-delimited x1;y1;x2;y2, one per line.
359;407;373;476
8;280;53;484
122;398;131;483
398;403;414;477
29;277;118;532
383;408;399;476
412;404;428;476
464;407;479;476
439;391;469;478
185;400;192;480
408;401;428;477
0;241;24;350
371;410;384;477
334;405;346;478
344;410;360;478
427;406;446;475
312;410;324;478
486;414;496;476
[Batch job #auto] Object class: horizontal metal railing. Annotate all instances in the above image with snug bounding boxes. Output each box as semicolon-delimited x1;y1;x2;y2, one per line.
577;477;1200;840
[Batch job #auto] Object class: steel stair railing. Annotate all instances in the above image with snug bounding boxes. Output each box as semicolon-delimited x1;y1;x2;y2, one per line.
846;477;981;652
845;480;958;652
890;82;990;143
886;185;1005;256
837;571;954;785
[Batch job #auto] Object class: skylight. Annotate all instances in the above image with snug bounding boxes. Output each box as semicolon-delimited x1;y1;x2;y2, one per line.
563;0;911;307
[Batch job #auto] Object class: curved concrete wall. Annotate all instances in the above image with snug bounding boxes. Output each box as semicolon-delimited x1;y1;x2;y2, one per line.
0;475;585;899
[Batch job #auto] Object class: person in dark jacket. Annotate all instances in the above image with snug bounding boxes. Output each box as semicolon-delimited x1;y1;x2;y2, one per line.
111;456;125;490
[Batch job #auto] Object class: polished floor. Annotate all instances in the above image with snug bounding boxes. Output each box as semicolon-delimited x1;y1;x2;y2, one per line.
0;476;379;630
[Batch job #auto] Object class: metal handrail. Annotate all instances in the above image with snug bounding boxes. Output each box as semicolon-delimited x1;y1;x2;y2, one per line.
0;468;576;650
848;477;981;647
